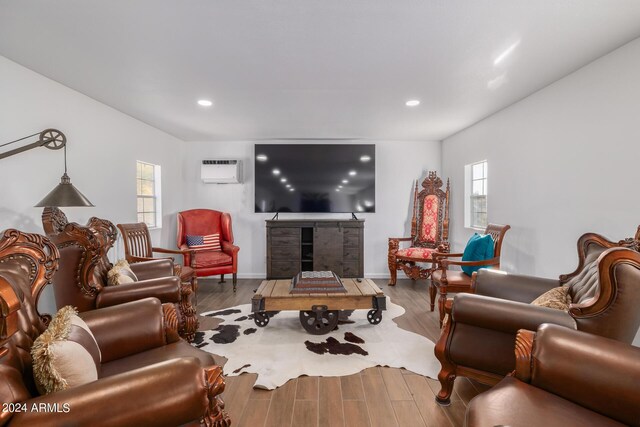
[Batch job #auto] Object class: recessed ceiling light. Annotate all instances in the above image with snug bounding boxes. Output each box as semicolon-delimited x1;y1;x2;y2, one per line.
286;184;291;188
272;169;280;175
364;200;373;207
289;188;295;192
197;99;213;107
281;178;287;183
342;179;349;184
338;185;343;189
349;170;357;176
256;154;268;162
405;100;420;107
335;188;340;192
360;155;371;162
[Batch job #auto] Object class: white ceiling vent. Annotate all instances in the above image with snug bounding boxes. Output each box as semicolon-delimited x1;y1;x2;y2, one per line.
201;160;242;184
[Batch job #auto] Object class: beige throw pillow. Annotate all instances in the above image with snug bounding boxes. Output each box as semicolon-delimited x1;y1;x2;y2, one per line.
31;306;101;394
531;286;572;311
107;259;138;285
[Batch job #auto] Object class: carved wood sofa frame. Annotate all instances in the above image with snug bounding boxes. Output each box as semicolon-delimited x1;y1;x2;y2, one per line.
41;207;198;341
434;229;640;405
0;229;230;426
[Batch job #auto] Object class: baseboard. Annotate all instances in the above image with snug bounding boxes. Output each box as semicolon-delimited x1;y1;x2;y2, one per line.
365;273;391;279
236;273;268;279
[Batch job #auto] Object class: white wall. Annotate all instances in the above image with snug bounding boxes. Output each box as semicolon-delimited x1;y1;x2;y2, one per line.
441;38;640;345
0;56;186;312
183;140;441;278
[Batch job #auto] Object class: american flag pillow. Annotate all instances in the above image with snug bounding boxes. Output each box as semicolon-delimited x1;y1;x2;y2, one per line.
186;233;221;252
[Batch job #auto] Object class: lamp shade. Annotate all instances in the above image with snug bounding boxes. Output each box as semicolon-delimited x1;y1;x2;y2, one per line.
34;173;94;207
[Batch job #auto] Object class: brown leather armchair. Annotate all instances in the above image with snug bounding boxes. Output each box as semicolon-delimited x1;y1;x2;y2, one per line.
434;231;640;405
0;228;230;427
42;207;198;341
467;324;640;427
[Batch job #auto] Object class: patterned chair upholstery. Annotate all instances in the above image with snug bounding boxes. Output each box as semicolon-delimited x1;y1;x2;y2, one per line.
388;171;450;307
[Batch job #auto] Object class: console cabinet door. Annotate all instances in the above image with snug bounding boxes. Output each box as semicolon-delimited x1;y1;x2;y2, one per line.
313;226;344;275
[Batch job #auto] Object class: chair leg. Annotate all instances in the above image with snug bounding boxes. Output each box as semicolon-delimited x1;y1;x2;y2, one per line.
389;263;397;286
438;283;448;327
429;281;437;312
219;274;225;284
232;273;237;292
192;276;198;308
434;312;456;406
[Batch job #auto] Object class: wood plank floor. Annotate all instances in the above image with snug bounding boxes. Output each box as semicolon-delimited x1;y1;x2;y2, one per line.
197;278;491;427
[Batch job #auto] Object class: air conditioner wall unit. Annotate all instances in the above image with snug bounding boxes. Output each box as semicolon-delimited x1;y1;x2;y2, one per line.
201;160;242;184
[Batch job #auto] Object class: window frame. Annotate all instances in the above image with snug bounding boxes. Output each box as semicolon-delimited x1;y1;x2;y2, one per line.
136;160;162;229
464;160;488;230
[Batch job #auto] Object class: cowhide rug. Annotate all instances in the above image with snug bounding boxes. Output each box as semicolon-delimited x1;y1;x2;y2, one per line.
195;297;440;389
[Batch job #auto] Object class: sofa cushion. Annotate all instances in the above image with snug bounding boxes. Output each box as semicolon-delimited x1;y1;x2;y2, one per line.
466;376;626;427
107;259;138;286
31;306;100;393
396;247;434;260
461;233;495;276
192;250;232;268
531;286;572;311
99;340;215;378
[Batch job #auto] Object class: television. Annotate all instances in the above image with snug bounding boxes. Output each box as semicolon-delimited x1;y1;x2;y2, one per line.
254;144;375;213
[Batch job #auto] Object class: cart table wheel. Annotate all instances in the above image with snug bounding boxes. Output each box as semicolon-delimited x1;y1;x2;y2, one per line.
299;308;339;335
367;309;383;325
254;311;269;327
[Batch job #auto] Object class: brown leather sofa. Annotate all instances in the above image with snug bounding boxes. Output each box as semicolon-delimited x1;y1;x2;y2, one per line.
42;207;198;341
434;231;640;404
0;228;230;426
467;324;640;427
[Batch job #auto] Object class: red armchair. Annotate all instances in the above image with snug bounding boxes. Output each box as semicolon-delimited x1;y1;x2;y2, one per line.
178;209;240;291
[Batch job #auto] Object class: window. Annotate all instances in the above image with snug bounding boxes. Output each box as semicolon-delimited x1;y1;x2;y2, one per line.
464;160;487;229
136;161;162;228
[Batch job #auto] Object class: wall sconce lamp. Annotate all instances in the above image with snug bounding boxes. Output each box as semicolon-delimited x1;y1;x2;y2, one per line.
0;129;94;207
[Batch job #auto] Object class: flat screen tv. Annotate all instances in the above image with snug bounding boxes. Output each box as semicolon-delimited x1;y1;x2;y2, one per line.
254;144;375;213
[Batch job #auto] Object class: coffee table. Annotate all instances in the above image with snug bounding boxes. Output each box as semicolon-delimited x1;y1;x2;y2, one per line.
251;278;386;335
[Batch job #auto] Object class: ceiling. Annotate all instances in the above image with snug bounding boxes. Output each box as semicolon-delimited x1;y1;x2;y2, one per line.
1;1;640;142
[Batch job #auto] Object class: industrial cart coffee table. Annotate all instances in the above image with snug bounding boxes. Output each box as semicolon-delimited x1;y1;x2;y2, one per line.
251;278;386;335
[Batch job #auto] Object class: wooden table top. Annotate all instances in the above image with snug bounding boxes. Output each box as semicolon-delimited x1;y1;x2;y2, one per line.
253;278;384;311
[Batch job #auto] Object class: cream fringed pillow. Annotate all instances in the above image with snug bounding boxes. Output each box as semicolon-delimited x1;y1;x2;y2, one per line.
31;306;101;394
107;259;138;285
531;286;572;311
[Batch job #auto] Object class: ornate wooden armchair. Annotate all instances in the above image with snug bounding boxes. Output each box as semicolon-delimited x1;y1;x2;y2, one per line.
431;223;510;325
388;171;450;290
0;229;229;427
42;207;198;341
117;222;198;301
433;229;640;405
